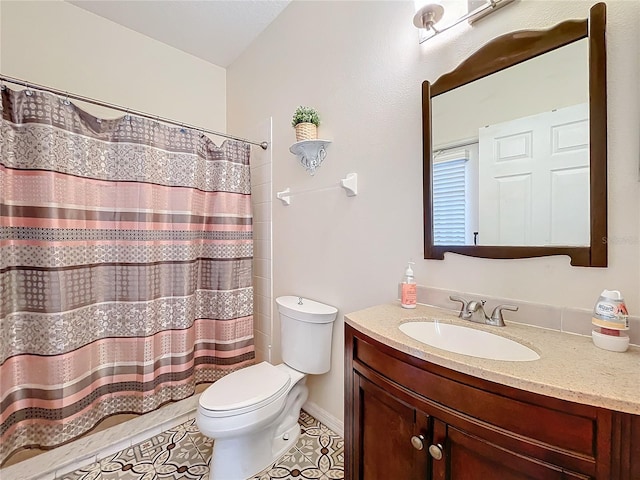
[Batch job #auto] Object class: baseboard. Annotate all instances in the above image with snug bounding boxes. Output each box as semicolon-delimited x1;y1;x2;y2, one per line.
302;400;344;437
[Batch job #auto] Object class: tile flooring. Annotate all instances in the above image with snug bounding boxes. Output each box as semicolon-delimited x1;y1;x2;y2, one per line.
57;411;344;480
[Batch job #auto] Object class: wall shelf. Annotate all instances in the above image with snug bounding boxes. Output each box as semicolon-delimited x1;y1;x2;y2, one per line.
289;139;331;175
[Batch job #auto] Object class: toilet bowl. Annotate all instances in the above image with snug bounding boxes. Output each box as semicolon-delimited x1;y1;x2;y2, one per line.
197;362;307;479
196;296;338;480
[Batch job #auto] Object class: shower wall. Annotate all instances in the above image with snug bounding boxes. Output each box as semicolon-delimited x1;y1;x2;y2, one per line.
251;118;275;363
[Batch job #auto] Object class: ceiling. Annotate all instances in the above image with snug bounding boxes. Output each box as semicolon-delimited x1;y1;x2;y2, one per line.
68;0;291;68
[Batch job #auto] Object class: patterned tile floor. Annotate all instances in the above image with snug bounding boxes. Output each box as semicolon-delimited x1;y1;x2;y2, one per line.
57;411;344;480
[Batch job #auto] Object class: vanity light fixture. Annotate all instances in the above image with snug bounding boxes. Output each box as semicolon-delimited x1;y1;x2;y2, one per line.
413;0;515;43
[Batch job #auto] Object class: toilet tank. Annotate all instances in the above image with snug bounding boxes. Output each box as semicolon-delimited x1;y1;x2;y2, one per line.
276;296;338;375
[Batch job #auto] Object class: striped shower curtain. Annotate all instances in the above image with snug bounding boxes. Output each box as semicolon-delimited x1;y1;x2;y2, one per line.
0;87;255;465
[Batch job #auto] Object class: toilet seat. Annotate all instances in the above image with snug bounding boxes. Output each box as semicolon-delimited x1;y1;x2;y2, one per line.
199;362;291;418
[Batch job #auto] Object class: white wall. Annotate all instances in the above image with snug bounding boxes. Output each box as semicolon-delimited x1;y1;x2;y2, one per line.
227;0;640;425
0;0;226;131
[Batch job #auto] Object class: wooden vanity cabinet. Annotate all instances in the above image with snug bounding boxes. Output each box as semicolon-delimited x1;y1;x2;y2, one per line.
345;324;640;480
355;374;431;479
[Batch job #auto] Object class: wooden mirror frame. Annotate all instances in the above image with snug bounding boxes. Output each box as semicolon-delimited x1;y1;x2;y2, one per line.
422;3;607;267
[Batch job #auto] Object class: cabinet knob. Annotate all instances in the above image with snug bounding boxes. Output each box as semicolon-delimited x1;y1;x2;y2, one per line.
410;434;425;450
428;443;443;460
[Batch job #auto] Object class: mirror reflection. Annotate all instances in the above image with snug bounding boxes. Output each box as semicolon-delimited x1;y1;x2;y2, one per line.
431;39;589;247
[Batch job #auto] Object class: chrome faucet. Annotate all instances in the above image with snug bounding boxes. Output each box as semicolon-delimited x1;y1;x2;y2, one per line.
449;295;518;327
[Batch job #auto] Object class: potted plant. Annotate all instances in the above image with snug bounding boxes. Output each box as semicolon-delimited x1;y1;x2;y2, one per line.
291;106;320;141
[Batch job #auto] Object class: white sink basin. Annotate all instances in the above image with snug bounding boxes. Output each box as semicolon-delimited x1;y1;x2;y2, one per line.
399;321;540;361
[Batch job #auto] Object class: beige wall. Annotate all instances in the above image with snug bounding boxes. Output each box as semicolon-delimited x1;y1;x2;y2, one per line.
0;0;226;131
227;0;640;425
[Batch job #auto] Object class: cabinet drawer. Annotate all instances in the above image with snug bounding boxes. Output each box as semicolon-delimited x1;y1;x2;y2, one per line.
352;333;597;459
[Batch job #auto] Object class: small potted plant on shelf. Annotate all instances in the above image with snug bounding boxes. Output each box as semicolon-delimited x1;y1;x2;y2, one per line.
291;105;320;142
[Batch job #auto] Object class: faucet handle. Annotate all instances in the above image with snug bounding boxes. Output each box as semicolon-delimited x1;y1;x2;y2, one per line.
467;299;486;311
449;295;468;318
490;304;519;326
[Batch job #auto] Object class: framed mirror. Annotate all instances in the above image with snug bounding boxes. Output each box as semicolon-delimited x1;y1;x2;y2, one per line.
422;3;607;267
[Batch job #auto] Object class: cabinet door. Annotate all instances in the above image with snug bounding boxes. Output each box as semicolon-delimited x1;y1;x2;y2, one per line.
354;374;430;480
432;419;591;480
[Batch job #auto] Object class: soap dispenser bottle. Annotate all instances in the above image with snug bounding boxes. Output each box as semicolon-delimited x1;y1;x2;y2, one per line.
591;289;630;352
401;262;417;309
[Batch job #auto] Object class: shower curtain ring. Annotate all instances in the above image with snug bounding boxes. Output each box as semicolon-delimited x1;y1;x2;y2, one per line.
63;92;70;106
25;84;33;96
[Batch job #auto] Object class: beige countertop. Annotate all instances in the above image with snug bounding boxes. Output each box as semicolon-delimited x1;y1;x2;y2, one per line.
345;302;640;415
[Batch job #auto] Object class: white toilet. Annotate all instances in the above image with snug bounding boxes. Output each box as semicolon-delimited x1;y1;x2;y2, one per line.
196;295;338;480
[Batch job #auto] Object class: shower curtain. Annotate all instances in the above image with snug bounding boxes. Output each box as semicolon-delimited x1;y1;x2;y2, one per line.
0;87;255;465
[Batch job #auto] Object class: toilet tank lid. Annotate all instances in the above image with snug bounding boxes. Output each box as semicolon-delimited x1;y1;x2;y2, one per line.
276;296;338;323
199;362;290;412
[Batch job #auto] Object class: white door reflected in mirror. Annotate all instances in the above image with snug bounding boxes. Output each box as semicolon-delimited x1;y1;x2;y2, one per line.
477;104;589;246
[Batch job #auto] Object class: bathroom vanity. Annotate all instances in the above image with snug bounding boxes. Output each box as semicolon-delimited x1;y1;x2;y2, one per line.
344;303;640;480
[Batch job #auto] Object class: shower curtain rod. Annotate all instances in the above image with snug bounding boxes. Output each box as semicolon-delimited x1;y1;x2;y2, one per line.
0;74;269;150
